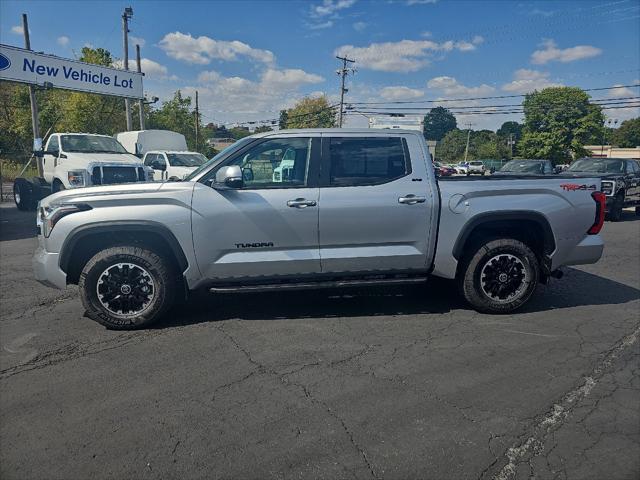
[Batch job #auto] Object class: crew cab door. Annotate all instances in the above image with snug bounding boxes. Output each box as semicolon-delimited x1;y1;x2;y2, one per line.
318;133;436;274
191;135;321;280
625;160;640;200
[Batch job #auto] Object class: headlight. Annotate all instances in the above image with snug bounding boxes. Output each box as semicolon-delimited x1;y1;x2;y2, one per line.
39;203;91;237
601;180;615;196
67;170;86;187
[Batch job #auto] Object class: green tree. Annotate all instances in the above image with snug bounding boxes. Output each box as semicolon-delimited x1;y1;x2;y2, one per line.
610;118;640;147
278;110;289;129
147;91;199;150
519;87;604;163
437;129;467;163
437;128;509;163
423;106;457;141
281;96;336;129
254;125;273;133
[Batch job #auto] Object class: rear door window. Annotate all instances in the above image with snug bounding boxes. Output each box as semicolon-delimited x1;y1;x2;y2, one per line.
327;137;410;187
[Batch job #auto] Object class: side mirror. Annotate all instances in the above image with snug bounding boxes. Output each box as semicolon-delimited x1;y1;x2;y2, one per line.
151;160;166;171
214;165;244;189
44;149;59;157
33;149;44;158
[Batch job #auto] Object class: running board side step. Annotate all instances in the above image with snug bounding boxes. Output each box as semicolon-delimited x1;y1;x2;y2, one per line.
209;276;428;293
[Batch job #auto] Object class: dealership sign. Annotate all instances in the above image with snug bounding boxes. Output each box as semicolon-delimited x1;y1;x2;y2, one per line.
0;44;143;99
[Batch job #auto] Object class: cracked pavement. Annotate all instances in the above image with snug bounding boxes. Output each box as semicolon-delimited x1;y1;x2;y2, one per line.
1;204;638;479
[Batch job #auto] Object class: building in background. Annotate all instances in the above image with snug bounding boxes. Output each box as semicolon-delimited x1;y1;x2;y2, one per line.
368;115;423;132
585;146;640;159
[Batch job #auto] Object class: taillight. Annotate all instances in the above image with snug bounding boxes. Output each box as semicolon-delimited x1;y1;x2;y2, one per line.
588;191;606;234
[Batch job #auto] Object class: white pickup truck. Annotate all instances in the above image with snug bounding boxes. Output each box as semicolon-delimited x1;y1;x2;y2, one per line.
142;150;208;181
13;133;149;210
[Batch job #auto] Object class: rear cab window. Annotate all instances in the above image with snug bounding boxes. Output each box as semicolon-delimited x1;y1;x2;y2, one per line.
325;137;411;187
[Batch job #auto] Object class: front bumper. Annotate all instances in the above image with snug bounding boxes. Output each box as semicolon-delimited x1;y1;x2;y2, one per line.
32;243;66;289
563;235;604;266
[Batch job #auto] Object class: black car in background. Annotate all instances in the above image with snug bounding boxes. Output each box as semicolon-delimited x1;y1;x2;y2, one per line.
562;157;640;221
494;159;556;175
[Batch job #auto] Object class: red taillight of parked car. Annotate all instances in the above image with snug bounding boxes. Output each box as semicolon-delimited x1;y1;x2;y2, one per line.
588;191;606;235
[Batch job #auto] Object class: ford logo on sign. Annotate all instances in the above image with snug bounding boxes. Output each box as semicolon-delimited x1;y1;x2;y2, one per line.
0;53;10;71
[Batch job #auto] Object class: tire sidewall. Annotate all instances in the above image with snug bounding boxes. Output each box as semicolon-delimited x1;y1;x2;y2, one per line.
79;247;174;329
462;239;539;314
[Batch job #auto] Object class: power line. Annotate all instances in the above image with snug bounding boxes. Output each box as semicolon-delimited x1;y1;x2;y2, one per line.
348;84;640;106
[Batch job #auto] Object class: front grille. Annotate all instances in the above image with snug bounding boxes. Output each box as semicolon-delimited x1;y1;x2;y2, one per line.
91;166;143;185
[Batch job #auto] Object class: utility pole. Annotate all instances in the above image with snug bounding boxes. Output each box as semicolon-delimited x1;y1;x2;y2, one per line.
122;6;133;131
464;123;474;162
509;133;514;157
195;90;199;152
136;44;145;130
336;55;355;128
22;14;43;177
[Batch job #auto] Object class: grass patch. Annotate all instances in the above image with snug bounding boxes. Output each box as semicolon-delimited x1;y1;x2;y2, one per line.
0;158;38;183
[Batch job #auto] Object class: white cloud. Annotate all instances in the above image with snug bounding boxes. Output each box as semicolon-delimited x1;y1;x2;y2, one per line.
353;21;367;32
420;31;432;38
309;20;334;30
607;84;635;98
406;0;438;4
187;66;325;124
312;0;356;17
114;58;171;80
380;86;424;100
129;35;145;47
531;39;602;65
57;36;70;47
501;69;562;93
335;38;480;72
427;76;495;96
159;32;275;65
11;25;23;35
472;35;484;45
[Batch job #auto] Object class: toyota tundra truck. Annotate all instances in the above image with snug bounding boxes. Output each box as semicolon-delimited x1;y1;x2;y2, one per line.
33;129;606;330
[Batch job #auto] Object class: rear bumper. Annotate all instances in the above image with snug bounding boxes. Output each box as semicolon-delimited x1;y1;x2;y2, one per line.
563;235;604;266
32;244;66;289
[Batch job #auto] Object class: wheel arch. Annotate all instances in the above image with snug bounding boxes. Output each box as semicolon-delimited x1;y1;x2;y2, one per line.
452;211;556;262
60;221;189;285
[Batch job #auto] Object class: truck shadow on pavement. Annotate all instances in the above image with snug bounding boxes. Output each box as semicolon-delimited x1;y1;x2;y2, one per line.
0;206;37;242
159;268;639;328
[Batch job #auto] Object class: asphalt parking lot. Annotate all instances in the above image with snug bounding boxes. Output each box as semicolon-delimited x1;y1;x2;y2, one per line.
0;203;638;480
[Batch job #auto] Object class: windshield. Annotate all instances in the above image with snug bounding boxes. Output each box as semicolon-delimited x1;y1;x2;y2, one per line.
61;135;128;154
500;160;545;173
167;153;207;167
567;158;625;174
184;137;254;181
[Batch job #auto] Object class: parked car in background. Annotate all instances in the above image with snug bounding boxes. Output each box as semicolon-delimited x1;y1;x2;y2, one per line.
561;157;640;221
468;161;486;175
34;128;605;329
116;130;188;157
143;151;208;181
454;162;469;175
494;159;555;176
434;162;455;176
13;133;149;210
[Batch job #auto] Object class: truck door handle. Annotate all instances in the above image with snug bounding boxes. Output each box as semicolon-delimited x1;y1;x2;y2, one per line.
287;198;317;208
398;195;426;205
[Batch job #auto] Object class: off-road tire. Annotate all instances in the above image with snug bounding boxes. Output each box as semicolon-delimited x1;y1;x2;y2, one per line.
458;238;540;314
607;193;624;222
79;246;176;330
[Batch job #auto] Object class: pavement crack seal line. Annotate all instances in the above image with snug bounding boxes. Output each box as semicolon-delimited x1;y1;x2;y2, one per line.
482;325;640;480
213;323;379;479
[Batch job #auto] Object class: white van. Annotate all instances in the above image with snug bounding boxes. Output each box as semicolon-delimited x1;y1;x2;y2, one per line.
116;130;188;157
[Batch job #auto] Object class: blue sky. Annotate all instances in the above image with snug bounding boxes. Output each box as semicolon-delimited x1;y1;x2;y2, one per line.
1;0;639;130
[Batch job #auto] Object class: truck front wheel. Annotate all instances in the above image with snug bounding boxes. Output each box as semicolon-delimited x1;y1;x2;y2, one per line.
458;238;539;314
79;246;176;330
14;179;35;211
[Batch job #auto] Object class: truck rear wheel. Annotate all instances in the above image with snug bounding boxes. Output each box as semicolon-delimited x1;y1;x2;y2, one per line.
458;238;539;314
13;179;35;211
79;246;176;330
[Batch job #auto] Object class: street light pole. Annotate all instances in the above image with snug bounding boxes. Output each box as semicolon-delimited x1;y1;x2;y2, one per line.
136;44;145;130
464;123;473;162
122;7;134;131
22;14;43;177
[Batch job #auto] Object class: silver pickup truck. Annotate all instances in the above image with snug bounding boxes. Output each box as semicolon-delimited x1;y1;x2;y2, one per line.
33;129;606;329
